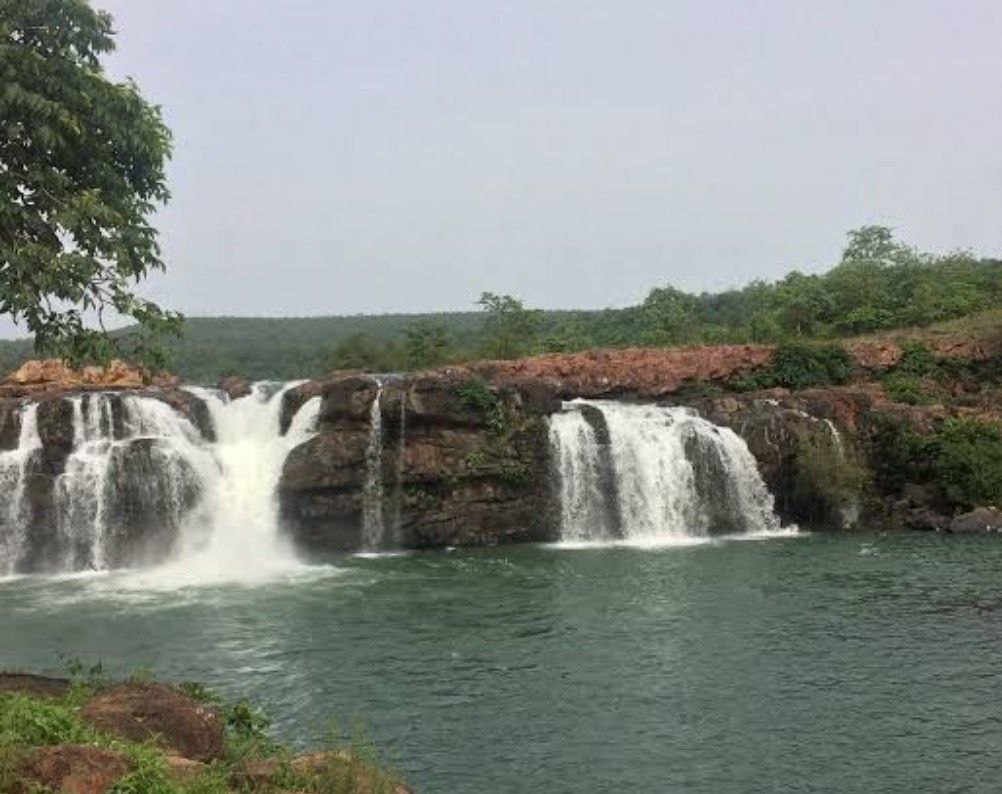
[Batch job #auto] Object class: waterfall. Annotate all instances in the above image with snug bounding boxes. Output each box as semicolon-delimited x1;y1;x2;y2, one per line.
548;409;619;542
0;403;42;574
175;383;321;579
0;384;322;578
549;400;782;543
53;394;216;571
361;382;386;550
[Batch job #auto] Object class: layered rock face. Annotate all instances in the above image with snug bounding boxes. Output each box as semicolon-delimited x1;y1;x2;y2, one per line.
279;374;560;550
4;333;1001;566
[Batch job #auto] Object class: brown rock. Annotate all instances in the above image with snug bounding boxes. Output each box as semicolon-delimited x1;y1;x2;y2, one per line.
0;672;71;699
11;745;131;794
81;682;225;762
949;507;1002;534
475;345;774;398
9;358;78;386
1;358;177;398
218;375;252;399
80;360;145;388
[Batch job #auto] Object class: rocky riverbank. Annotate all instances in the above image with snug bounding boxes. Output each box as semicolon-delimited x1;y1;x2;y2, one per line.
0;671;410;793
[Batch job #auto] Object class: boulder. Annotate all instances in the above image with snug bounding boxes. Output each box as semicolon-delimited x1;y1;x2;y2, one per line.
10;745;131;794
279;379;324;434
319;376;381;425
218;375;251;400
948;507;1002;534
81;682;225;762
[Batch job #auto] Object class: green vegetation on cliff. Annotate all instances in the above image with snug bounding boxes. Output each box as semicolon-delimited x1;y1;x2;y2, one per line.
870;415;1002;514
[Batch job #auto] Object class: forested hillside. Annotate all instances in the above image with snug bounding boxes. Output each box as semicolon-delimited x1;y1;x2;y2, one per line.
1;226;999;382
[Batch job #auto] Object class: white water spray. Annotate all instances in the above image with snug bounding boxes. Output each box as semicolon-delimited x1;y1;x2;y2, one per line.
548;409;613;542
54;394;216;571
0;384;323;582
172;383;321;582
549;400;783;543
0;403;42;573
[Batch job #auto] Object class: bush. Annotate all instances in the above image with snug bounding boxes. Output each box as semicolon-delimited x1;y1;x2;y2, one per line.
931;418;1002;510
455;378;507;435
895;341;936;376
0;693;98;746
771;342;853;388
883;373;934;405
455;377;495;411
733;342;853;391
791;436;870;527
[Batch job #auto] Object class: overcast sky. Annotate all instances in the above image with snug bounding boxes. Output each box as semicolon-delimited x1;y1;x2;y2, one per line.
19;0;1002;333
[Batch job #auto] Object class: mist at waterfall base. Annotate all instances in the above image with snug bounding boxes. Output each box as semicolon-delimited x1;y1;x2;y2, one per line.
4;534;1002;793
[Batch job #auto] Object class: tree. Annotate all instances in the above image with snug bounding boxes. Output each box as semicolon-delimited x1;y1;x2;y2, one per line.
841;225;914;266
0;0;180;367
775;272;833;336
403;320;450;370
476;292;540;359
640;285;703;345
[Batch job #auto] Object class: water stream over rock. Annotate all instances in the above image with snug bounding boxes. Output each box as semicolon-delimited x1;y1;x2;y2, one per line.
549;400;783;542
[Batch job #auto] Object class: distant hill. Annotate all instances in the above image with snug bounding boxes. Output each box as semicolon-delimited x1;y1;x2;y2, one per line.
0;307;647;382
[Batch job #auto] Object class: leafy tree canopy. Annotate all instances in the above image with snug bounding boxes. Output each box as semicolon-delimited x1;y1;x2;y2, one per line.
476;291;540;360
0;0;180;367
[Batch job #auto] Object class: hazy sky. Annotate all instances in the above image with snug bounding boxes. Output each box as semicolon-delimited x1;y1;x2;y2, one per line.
44;1;1002;323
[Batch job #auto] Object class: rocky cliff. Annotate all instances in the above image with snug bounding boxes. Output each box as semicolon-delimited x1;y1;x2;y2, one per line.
279;373;560;550
3;332;1001;571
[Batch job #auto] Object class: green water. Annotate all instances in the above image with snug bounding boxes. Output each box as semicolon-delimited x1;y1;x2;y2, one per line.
2;532;1001;793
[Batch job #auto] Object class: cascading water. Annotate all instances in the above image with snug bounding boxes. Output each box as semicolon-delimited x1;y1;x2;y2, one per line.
0;383;322;579
53;394;217;571
361;381;386;550
549;400;783;543
175;383;321;580
0;403;42;574
548;409;619;542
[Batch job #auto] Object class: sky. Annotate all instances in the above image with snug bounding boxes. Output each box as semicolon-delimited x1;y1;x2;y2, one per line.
12;0;1002;333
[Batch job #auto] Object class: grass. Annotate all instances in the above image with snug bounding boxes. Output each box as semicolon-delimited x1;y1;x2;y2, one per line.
0;673;403;794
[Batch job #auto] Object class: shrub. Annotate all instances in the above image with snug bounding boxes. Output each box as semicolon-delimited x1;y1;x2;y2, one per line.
0;693;98;745
791;436;870;527
455;378;507;435
770;342;853;389
895;340;936;376
732;342;853;391
455;377;495;411
931;417;1002;510
883;373;934;405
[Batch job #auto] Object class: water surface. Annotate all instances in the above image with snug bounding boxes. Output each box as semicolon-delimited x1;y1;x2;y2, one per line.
2;532;1001;793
